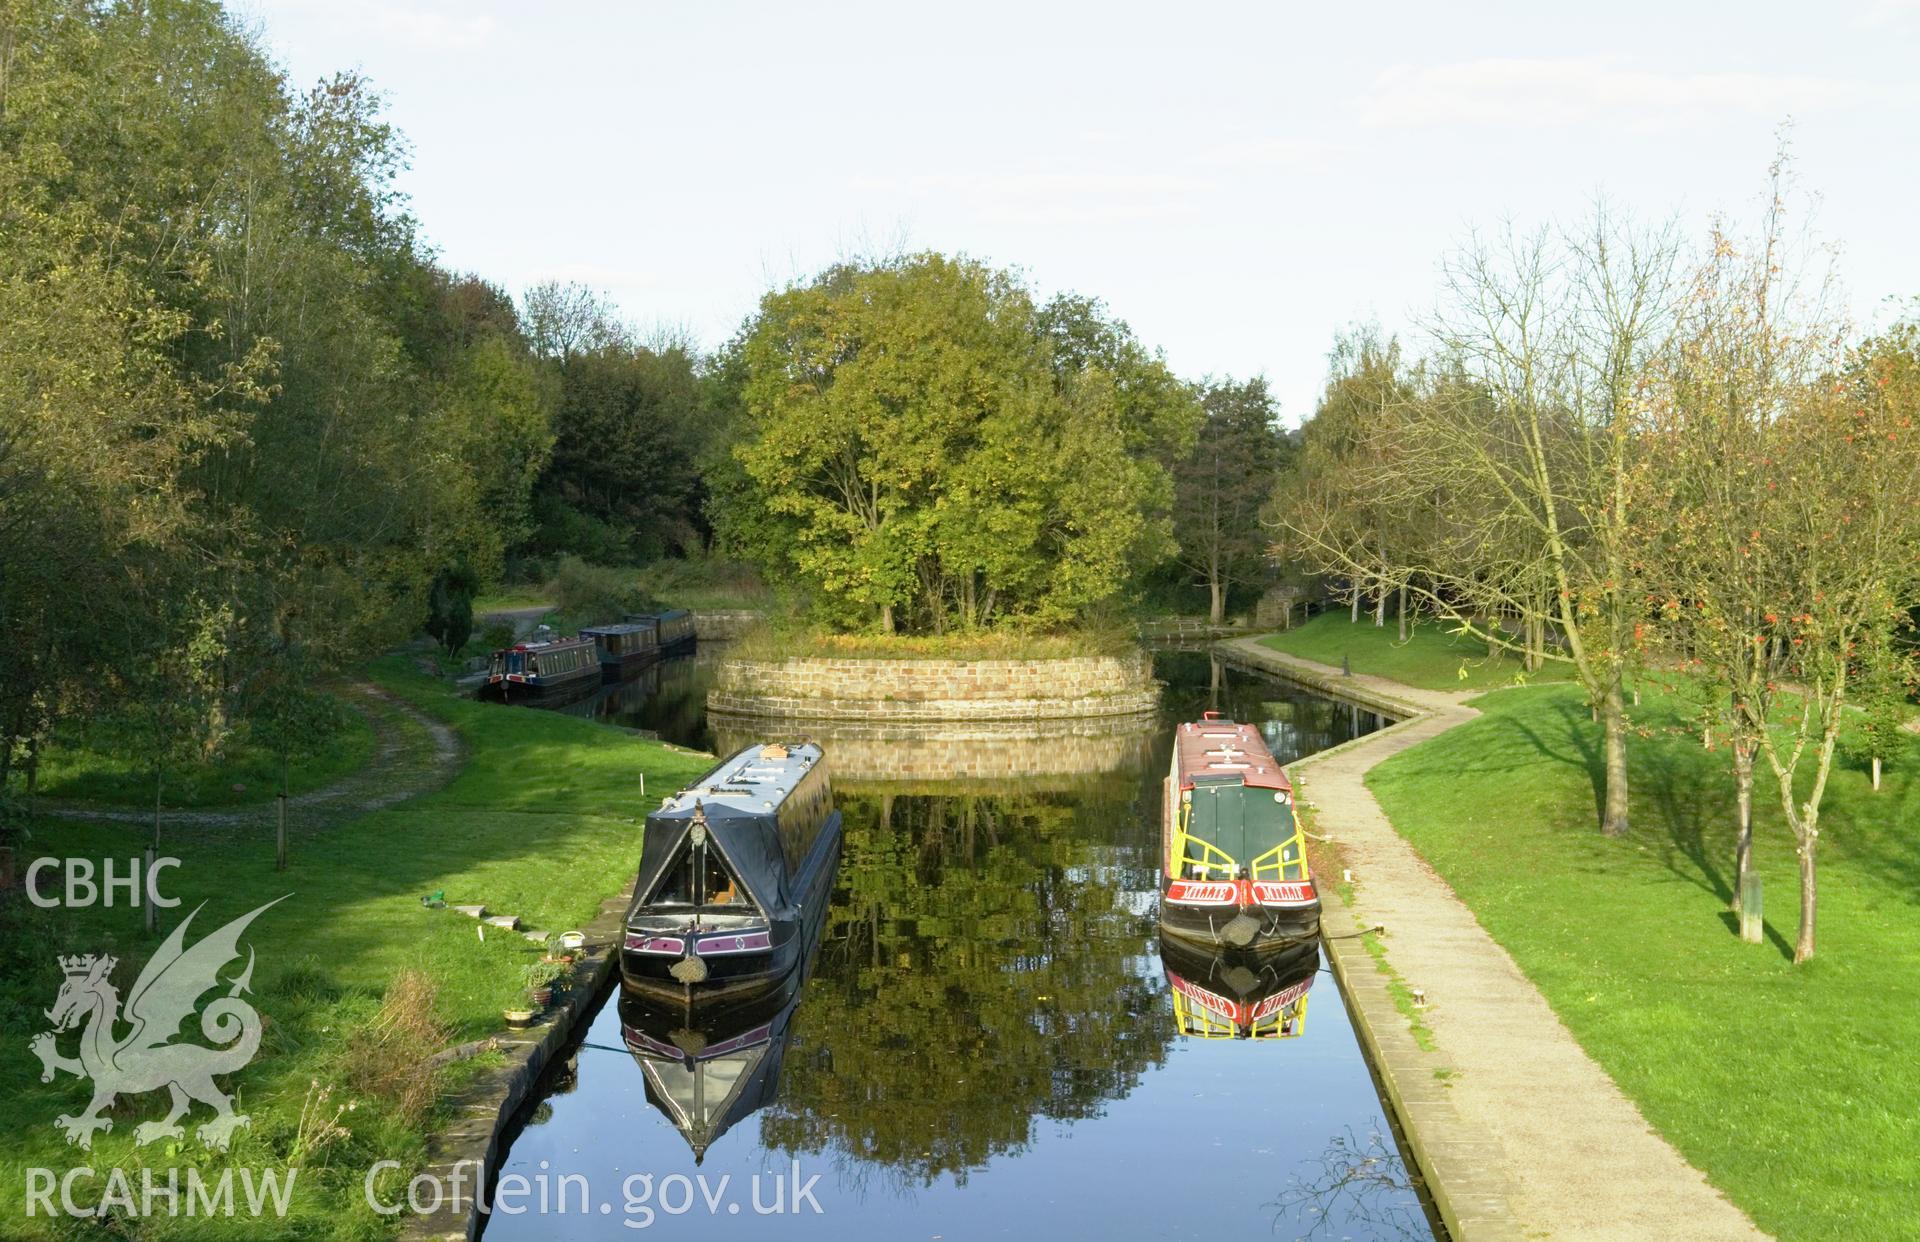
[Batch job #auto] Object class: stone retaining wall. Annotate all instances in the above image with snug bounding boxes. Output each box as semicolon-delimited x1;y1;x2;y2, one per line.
710;711;1158;787
709;650;1158;721
1138;617;1250;641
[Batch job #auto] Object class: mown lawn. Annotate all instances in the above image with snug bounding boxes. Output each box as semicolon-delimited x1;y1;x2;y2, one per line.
0;657;715;1239
1260;612;1576;692
33;704;379;809
1366;682;1920;1240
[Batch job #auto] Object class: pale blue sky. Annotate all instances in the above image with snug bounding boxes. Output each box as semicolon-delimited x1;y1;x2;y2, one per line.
243;0;1920;423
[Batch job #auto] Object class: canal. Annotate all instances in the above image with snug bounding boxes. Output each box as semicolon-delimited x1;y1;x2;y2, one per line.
483;648;1436;1240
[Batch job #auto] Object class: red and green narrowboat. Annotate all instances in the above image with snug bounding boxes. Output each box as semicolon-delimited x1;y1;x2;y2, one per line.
1160;711;1320;952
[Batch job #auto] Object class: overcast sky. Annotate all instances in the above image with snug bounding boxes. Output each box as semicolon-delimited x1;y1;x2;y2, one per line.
242;0;1920;424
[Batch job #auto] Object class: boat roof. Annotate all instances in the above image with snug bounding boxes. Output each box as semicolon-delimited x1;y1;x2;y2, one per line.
1173;716;1289;792
580;622;652;636
513;634;594;652
657;742;825;817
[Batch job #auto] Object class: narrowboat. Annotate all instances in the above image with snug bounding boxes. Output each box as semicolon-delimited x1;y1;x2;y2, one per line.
623;608;696;655
580;621;660;677
1160;711;1320;951
621;742;841;1009
1161;934;1319;1040
618;862;829;1163
481;632;602;703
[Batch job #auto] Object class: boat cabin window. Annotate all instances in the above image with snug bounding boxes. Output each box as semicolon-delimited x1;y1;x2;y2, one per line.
649;844;751;909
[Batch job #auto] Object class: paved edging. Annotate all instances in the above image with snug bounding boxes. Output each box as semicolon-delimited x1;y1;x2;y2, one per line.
1319;880;1526;1241
401;886;633;1241
1220;635;1769;1241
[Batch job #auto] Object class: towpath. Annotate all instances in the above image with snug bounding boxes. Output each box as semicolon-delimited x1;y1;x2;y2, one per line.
1217;637;1768;1242
36;681;463;832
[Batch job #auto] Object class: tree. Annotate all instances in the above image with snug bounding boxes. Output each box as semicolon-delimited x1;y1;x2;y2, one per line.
243;666;347;872
1846;625;1914;794
1172;378;1291;624
424;563;481;657
1272;330;1421;634
1638;176;1831;939
717;254;1197;634
531;338;707;562
1276;212;1682;836
521;280;627;364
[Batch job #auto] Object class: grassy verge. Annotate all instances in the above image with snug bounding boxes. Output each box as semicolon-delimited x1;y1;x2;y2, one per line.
1365;681;1920;1240
1259;613;1575;692
0;656;714;1239
33;701;379;809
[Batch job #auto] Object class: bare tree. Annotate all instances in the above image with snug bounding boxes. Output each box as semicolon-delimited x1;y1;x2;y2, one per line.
1278;209;1682;836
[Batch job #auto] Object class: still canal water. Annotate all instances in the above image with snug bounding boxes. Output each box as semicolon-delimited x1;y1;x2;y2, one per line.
484;649;1434;1240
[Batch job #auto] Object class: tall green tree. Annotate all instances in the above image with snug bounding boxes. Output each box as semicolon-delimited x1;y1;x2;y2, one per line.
1172;377;1291;624
717;253;1197;634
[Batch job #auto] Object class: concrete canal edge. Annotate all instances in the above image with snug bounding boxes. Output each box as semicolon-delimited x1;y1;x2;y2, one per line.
1223;636;1769;1242
1220;638;1521;1241
402;886;635;1242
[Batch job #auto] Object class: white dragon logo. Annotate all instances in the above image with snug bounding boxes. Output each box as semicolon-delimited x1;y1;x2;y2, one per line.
29;897;285;1151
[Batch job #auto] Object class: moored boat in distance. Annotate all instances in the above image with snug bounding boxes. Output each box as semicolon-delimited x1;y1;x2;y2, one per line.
481;631;601;703
1161;934;1319;1040
622;741;841;1010
581;621;661;677
623;608;696;656
1160;710;1320;951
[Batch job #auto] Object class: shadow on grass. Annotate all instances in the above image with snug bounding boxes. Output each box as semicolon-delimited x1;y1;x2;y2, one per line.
1478;692;1747;912
1715;910;1797;962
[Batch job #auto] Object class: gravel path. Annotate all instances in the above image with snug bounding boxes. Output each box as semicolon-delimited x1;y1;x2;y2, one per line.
36;682;463;830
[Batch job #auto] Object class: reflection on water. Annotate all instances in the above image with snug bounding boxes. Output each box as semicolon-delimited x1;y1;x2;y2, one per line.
483;650;1429;1241
1273;1124;1438;1241
620;982;808;1165
1162;935;1320;1041
558;650;720;751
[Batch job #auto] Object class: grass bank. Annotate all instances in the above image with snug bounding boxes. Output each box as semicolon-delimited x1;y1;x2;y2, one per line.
33;704;379;810
0;657;714;1239
1260;613;1575;692
1366;682;1920;1240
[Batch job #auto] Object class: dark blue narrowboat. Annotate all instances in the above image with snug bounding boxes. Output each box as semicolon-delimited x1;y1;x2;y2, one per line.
621;742;841;1010
618;865;829;1162
581;621;660;677
624;608;696;655
481;633;601;703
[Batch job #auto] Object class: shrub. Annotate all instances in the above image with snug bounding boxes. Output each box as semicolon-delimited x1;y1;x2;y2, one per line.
545;555;641;621
477;620;516;654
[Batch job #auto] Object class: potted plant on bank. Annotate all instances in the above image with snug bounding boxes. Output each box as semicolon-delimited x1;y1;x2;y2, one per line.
525;958;570;1009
